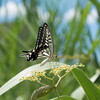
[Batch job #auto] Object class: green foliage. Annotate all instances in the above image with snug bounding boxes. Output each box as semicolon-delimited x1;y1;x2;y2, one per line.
72;68;100;100
0;0;100;100
50;95;77;100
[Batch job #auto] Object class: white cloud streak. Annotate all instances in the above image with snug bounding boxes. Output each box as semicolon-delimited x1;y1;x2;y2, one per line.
87;8;98;25
37;6;50;22
0;1;26;22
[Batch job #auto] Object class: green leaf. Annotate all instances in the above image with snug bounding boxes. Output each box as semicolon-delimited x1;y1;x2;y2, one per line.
88;39;100;55
30;85;54;100
71;70;100;100
72;68;100;100
90;0;100;10
50;95;77;100
66;3;91;54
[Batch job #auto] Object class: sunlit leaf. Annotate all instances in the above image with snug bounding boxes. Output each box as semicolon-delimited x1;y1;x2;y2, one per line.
72;68;100;100
71;70;100;100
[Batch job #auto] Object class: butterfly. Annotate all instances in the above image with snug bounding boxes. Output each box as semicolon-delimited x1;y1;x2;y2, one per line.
21;23;56;65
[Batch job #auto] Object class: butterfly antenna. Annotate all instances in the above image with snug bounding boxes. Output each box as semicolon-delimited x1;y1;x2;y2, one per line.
22;50;30;53
19;53;27;57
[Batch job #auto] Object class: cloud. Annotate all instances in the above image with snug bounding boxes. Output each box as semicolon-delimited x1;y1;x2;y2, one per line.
63;8;98;25
63;9;75;22
0;1;26;22
37;7;50;22
86;8;98;25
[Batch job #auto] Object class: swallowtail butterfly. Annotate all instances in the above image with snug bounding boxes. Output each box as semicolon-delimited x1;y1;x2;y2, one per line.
21;23;56;65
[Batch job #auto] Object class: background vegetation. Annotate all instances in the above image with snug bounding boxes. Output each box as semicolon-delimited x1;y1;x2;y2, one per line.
0;0;100;100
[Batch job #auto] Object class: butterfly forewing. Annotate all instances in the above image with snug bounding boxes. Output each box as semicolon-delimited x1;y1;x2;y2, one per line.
44;23;54;55
35;27;44;50
35;23;54;58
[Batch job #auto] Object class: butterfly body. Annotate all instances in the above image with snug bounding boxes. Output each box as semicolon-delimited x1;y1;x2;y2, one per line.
21;23;56;65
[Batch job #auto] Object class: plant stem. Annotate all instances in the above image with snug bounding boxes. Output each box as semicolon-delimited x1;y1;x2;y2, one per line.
55;75;61;87
55;87;61;100
52;80;61;100
43;75;53;80
61;72;68;79
37;80;46;85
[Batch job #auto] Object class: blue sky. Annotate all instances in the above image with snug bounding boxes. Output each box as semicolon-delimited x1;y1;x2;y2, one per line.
1;0;22;5
0;0;26;22
0;0;98;25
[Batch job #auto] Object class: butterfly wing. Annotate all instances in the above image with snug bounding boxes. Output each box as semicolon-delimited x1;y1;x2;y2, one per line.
21;23;54;61
43;23;54;55
36;23;53;58
35;26;45;50
35;23;54;58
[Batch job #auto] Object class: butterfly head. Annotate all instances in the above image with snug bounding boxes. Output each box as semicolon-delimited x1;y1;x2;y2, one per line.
26;52;32;61
21;50;37;61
